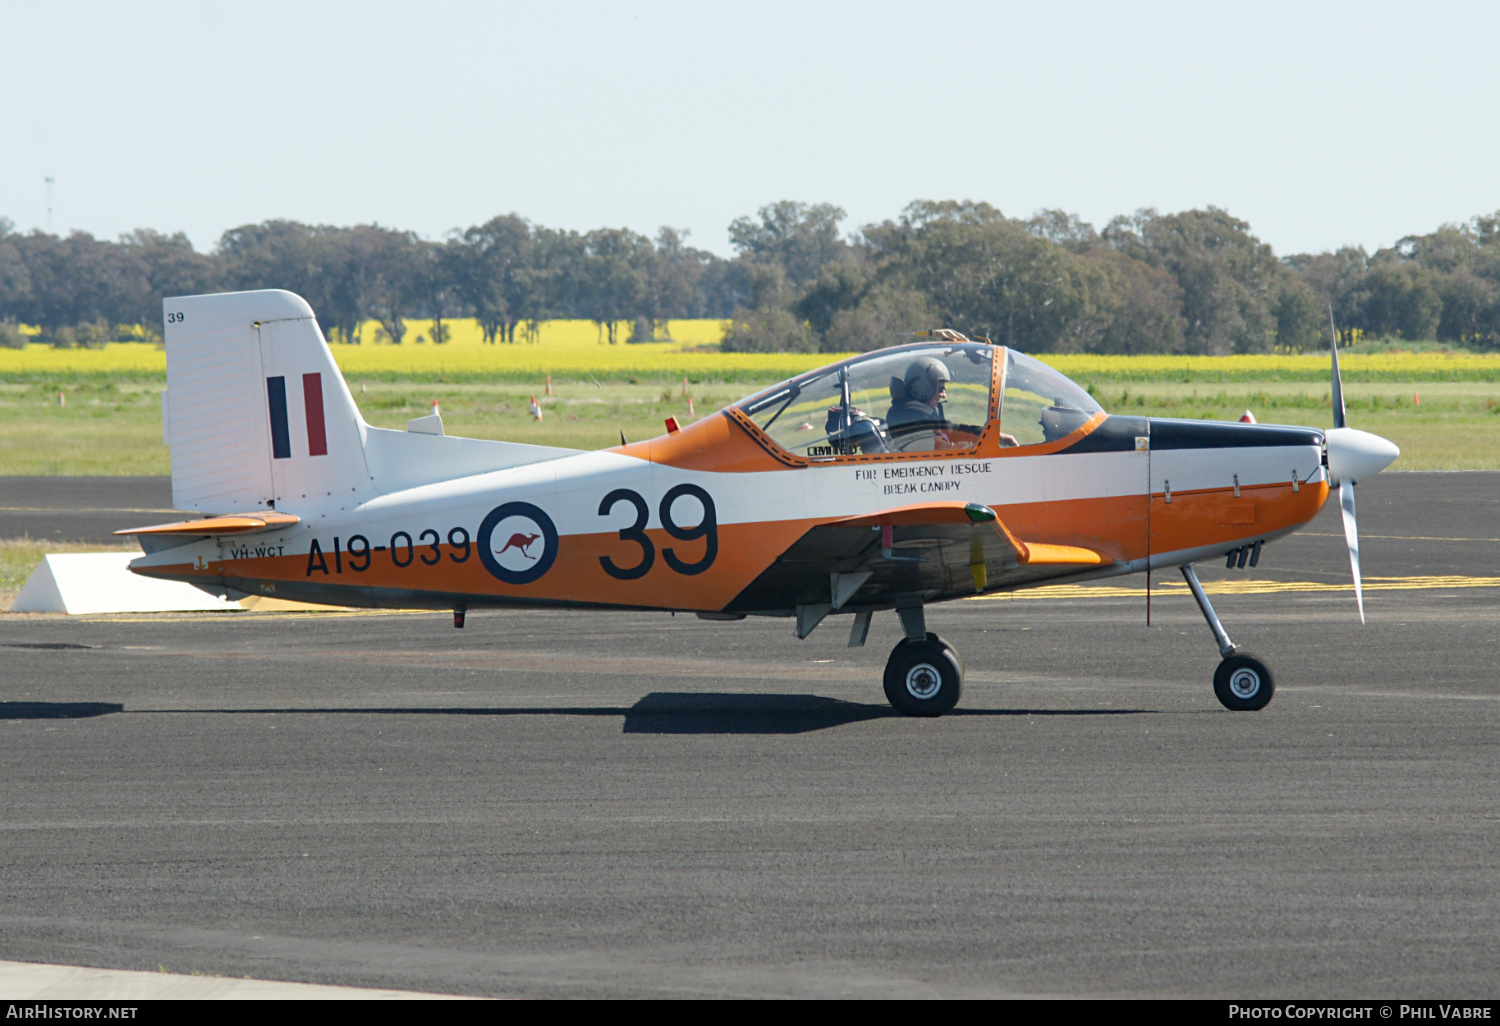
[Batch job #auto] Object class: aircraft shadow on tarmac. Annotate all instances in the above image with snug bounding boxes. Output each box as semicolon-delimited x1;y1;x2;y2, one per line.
0;702;124;720
0;695;1151;733
619;693;1150;733
625;693;887;733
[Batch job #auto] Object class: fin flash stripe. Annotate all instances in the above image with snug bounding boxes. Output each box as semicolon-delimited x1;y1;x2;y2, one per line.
303;373;327;457
267;376;291;460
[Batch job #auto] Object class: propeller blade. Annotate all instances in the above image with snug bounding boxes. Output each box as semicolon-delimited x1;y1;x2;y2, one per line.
1339;480;1365;624
1329;302;1347;430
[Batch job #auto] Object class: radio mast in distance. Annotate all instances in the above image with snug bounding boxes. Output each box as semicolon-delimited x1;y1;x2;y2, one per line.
45;176;54;232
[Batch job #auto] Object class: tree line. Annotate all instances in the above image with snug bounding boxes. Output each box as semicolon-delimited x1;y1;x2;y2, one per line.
2;201;1498;353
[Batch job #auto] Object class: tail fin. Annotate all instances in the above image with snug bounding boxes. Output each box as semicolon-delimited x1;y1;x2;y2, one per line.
161;290;372;514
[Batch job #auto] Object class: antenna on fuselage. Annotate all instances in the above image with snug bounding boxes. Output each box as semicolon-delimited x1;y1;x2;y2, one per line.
587;370;628;448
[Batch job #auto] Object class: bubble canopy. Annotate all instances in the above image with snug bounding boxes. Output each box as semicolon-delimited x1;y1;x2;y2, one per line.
732;343;1103;457
1001;349;1104;446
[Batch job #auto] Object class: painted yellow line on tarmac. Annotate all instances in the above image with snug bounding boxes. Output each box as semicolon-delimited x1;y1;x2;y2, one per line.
972;575;1500;601
1301;532;1500;543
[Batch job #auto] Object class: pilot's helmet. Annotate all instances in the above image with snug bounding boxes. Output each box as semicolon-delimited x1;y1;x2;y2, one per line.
903;356;952;404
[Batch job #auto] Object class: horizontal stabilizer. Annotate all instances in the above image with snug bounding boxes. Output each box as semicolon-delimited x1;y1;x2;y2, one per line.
115;511;301;537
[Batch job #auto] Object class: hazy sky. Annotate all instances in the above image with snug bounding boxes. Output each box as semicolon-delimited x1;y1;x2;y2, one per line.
4;1;1496;258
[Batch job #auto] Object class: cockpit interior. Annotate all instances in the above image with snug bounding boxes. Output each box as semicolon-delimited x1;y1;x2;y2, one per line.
734;339;1104;458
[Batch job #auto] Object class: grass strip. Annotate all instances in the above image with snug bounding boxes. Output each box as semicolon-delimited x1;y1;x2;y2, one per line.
0;538;141;611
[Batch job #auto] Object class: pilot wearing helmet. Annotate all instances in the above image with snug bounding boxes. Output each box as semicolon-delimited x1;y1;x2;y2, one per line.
885;356;952;436
886;355;1017;448
885;356;1000;449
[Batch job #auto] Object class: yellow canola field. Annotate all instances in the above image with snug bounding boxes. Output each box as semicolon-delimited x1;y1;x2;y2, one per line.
0;319;822;383
0;344;169;376
2;319;1498;383
331;318;827;380
372;318;727;349
1045;351;1500;382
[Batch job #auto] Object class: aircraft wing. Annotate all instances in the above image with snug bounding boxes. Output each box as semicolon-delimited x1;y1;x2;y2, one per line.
724;500;1111;614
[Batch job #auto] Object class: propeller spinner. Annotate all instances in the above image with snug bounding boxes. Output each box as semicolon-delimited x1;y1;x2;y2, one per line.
1324;307;1401;622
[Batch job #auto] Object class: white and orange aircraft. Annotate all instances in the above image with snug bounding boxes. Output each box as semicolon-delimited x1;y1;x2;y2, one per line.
123;290;1400;716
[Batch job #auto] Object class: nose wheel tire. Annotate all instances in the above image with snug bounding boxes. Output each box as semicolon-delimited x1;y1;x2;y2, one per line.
1213;650;1274;711
883;633;963;717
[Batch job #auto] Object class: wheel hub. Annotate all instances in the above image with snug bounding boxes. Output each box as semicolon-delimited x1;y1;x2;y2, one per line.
905;662;942;700
1228;667;1261;699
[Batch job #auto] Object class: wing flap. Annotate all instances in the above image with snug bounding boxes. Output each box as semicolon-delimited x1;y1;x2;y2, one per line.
827;500;1109;567
1017;542;1109;565
722;500;1112;613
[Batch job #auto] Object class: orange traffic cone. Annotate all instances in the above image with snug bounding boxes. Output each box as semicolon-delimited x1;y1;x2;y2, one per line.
546;375;553;397
687;397;695;418
529;396;542;421
1239;410;1256;424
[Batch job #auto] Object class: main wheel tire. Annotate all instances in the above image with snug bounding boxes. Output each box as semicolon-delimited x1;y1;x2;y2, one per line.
1213;650;1274;711
883;633;963;717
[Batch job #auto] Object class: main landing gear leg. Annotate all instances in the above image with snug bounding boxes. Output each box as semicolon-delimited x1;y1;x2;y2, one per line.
1180;564;1274;711
883;603;963;717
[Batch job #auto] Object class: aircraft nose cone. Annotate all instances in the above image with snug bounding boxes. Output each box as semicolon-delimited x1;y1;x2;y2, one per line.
1326;426;1400;485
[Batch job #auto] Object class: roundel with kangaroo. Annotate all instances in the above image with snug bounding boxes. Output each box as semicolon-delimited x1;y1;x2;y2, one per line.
478;502;559;585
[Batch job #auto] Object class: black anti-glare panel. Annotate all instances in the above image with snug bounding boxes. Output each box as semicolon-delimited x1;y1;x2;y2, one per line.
1148;418;1321;450
1056;415;1149;454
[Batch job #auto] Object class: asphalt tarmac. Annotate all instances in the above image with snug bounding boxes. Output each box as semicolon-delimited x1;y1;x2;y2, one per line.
1;473;1497;998
0;477;183;543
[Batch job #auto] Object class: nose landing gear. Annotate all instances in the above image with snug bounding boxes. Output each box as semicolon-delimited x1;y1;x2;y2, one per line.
1214;650;1274;711
1182;564;1275;711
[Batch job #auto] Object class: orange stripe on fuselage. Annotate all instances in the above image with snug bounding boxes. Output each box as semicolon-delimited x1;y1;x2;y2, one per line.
994;477;1328;565
998;493;1149;565
1149;479;1330;555
146;518;822;612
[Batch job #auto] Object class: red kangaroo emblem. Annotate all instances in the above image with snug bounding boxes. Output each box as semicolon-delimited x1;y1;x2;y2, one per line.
497;532;542;560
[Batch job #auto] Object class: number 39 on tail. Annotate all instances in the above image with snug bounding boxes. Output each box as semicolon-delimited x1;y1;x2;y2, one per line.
123;290;1399;716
